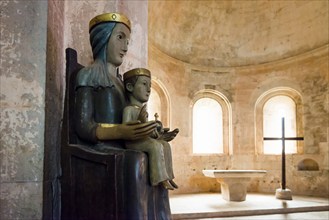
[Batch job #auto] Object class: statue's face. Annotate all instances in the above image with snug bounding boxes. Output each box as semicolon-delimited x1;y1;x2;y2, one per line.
131;76;151;103
107;23;131;66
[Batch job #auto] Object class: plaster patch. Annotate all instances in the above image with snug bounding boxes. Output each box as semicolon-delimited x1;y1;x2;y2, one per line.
0;108;44;182
0;76;44;108
0;182;42;219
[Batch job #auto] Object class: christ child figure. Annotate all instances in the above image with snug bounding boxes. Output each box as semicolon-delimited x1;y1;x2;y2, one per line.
122;68;179;190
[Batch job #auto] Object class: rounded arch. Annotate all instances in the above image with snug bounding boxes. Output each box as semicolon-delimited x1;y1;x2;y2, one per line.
190;89;233;155
254;87;304;154
148;78;171;127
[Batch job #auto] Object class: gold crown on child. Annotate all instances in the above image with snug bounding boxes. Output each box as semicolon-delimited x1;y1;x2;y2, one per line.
89;12;131;31
123;68;151;81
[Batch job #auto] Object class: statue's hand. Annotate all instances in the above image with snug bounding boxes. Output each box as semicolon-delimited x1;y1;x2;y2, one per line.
121;120;157;140
137;105;148;123
159;128;179;142
96;121;157;141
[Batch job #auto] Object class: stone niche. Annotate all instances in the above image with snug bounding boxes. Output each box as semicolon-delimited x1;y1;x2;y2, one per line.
298;159;319;171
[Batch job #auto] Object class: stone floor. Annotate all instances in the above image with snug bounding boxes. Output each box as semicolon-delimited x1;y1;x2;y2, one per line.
170;192;329;219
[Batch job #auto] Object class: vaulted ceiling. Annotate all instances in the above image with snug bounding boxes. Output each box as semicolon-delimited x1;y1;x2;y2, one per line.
148;0;328;67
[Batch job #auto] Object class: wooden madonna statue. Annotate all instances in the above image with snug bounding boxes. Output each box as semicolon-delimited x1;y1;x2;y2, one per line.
61;13;178;220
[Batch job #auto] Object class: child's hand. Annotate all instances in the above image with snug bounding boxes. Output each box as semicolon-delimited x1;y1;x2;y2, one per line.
138;104;148;122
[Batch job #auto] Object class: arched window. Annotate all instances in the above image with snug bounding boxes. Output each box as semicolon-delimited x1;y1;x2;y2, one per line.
148;88;161;122
263;95;297;154
255;87;303;155
193;98;223;154
191;90;232;155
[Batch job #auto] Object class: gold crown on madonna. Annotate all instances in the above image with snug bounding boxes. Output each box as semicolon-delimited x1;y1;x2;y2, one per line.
123;68;151;81
89;12;131;31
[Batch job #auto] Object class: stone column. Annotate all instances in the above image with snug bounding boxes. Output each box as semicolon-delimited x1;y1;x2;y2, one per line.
43;1;66;220
0;1;48;219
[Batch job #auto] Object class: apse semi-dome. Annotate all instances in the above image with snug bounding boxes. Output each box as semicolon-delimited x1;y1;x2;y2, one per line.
149;0;328;67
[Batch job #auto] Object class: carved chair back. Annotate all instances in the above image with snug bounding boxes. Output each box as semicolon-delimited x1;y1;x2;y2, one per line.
63;48;83;145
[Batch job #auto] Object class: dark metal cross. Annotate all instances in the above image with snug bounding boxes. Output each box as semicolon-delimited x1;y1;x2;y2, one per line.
263;117;304;190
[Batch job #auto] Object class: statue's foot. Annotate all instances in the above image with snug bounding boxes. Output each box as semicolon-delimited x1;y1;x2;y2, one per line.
169;180;179;189
162;180;174;190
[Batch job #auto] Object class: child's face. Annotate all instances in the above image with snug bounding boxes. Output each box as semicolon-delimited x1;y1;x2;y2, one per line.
132;76;151;103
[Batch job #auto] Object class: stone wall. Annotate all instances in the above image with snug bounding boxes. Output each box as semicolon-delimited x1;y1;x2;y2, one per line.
149;43;329;197
0;1;48;219
1;0;148;219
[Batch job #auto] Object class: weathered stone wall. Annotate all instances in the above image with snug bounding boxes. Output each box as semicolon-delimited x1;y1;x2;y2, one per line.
149;44;329;197
0;1;48;219
1;0;148;219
